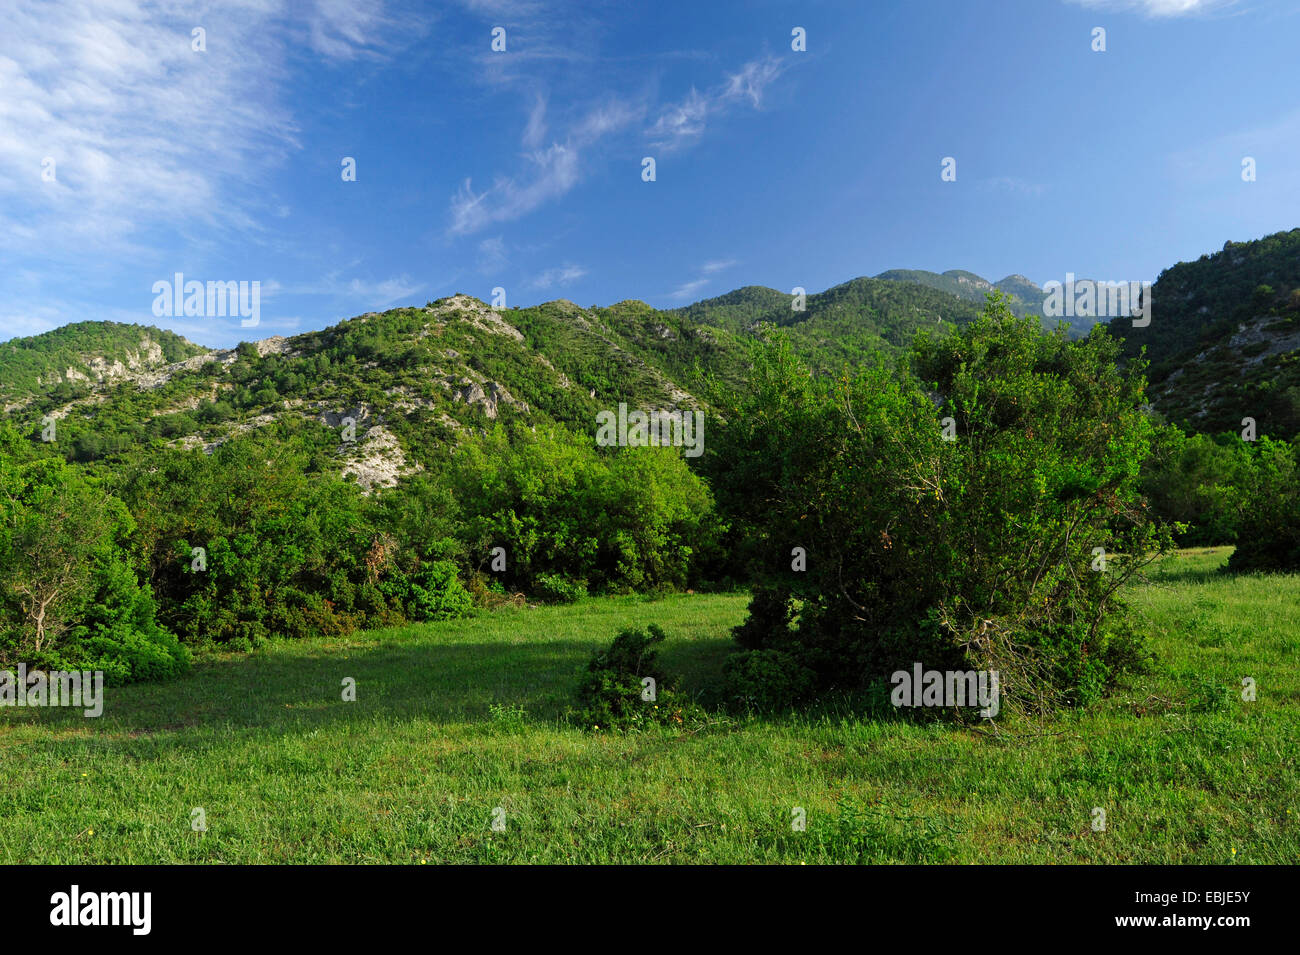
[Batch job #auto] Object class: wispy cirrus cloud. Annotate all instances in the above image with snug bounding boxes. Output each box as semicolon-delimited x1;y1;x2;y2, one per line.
669;258;736;301
448;96;642;236
1062;0;1242;17
648;55;786;152
669;278;710;300
447;51;791;236
0;0;422;342
450;142;584;236
530;264;588;289
0;0;402;262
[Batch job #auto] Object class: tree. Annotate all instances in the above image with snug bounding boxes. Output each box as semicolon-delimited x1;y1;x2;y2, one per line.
0;458;118;659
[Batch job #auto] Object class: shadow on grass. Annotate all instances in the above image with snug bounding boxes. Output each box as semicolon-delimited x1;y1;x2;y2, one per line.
2;639;607;743
1143;549;1233;585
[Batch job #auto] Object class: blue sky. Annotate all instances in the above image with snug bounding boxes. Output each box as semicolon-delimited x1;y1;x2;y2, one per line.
2;0;1298;348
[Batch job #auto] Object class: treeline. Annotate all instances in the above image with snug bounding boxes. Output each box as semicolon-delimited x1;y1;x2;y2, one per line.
1144;427;1300;570
0;415;722;681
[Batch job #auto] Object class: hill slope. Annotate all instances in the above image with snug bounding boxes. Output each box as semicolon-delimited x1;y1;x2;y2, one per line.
0;322;206;410
0;277;993;490
1107;228;1300;439
671;276;987;370
1;295;749;490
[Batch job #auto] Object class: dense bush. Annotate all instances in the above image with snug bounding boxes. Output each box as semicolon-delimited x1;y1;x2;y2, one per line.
575;624;682;729
721;648;815;713
384;560;475;621
532;573;587;604
1142;427;1251;546
114;434;412;647
0;434;189;682
711;296;1172;713
452;423;721;597
1226;437;1300;572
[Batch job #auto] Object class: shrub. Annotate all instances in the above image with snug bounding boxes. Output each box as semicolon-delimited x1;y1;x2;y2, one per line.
403;560;474;621
575;624;681;729
533;573;586;604
711;295;1173;713
0;448;188;683
1226;437;1300;572
452;423;720;595
721;648;815;713
1142;427;1250;546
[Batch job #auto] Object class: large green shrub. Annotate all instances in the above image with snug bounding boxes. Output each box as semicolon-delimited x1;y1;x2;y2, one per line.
0;443;188;682
115;434;405;646
711;296;1172;713
1142;427;1251;546
721;648;815;713
393;560;475;621
1226;437;1300;572
453;423;720;597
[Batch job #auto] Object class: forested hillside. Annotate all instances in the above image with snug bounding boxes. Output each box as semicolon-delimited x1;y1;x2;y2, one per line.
671;276;987;370
1109;228;1300;439
0;322;206;410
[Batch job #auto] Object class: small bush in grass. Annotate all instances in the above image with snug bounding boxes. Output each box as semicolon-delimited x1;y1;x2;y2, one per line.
575;624;684;730
409;560;475;621
533;573;586;604
385;560;474;621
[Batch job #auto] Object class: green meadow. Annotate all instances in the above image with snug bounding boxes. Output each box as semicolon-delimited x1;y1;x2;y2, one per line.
1;548;1294;864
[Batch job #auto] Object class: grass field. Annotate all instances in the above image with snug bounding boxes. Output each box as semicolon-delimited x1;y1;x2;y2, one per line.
1;547;1295;863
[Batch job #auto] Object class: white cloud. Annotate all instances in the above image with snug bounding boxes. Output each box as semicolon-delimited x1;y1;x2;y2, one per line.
667;257;737;300
347;276;421;304
1063;0;1241;16
530;264;588;289
447;93;643;236
669;278;709;301
722;57;784;107
448;51;787;235
0;0;396;264
647;89;710;149
449;142;581;235
649;55;786;152
522;93;548;148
